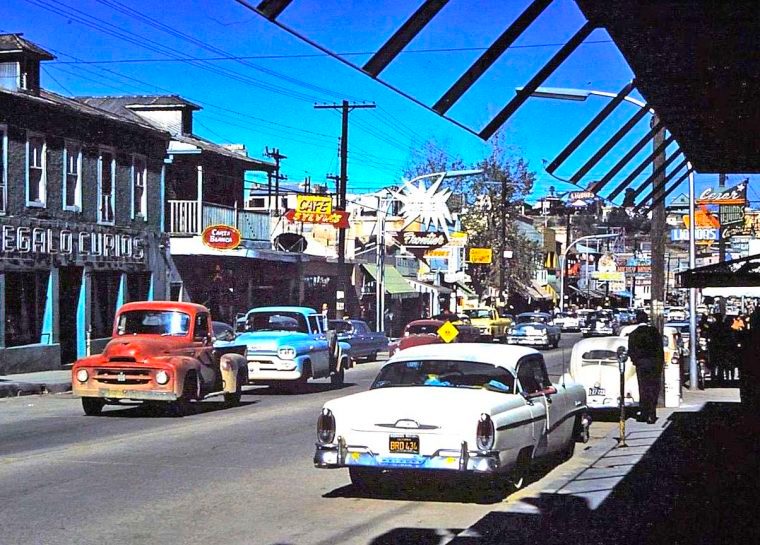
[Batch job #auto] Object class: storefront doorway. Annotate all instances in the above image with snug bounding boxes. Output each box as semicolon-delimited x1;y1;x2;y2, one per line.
59;267;82;364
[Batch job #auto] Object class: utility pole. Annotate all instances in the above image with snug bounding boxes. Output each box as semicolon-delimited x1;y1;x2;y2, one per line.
650;115;666;334
718;173;727;263
315;100;376;318
499;178;508;305
264;147;287;216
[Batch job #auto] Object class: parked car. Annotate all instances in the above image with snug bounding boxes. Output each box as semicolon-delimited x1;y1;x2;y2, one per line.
460;307;512;342
237;306;351;390
328;319;388;362
581;310;620;337
576;309;594;330
507;322;560;348
212;321;236;342
313;343;590;493
569;336;639;410
666;306;688;322
553;312;580;332
72;302;248;416
388;319;481;356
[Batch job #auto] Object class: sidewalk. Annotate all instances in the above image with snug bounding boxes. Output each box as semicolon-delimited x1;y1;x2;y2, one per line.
0;369;72;398
444;386;753;545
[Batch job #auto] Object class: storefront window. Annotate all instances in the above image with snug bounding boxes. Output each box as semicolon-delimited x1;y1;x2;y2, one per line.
4;271;49;347
91;271;121;338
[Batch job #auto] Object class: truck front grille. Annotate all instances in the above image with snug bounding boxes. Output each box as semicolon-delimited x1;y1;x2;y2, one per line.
95;368;152;385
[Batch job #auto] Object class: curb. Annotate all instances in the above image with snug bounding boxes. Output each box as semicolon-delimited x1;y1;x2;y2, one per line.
0;380;72;399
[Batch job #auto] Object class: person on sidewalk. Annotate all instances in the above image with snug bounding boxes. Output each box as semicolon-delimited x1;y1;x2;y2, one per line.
628;311;664;424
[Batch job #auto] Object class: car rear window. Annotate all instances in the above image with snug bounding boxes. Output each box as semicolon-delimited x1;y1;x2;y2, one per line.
405;324;440;335
372;360;515;392
581;349;619;366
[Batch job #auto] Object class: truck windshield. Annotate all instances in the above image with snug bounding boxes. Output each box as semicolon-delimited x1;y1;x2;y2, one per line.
244;312;309;333
372;359;514;392
116;310;191;336
463;309;491;319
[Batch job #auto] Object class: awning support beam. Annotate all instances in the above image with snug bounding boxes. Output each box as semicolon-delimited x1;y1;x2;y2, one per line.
433;0;554;114
570;106;649;183
479;21;595;140
255;0;294;21
630;151;684;200
546;80;635;174
589;118;661;194
635;163;692;212
363;0;449;78
607;134;674;201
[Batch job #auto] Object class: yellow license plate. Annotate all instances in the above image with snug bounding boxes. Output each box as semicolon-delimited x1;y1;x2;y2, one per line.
389;435;419;454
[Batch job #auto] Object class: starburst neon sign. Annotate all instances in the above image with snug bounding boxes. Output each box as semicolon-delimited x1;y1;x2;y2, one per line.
393;170;482;234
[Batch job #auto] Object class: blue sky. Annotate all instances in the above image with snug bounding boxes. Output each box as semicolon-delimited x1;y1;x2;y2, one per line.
3;0;757;204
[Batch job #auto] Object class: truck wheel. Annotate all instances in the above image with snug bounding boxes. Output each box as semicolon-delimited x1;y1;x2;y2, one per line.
81;397;105;416
224;371;244;407
331;365;345;386
168;374;197;417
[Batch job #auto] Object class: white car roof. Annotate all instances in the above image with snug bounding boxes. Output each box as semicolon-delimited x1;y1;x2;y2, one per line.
384;342;538;373
572;336;628;354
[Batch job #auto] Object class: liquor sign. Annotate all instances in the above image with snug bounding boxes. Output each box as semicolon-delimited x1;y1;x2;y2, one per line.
467;248;492;264
201;225;242;250
670;228;719;242
568;191;596;201
719;204;745;226
395;231;448;250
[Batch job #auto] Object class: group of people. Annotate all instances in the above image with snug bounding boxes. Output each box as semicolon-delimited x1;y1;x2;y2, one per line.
699;311;752;383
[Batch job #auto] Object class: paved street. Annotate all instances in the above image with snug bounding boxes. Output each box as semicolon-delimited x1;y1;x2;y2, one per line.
0;334;615;545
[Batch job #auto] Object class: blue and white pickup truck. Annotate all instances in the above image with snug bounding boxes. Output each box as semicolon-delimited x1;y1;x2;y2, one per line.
236;306;351;391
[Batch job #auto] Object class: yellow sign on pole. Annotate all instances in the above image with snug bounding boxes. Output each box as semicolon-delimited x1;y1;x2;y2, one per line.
296;195;332;214
467;248;493;264
437;321;460;343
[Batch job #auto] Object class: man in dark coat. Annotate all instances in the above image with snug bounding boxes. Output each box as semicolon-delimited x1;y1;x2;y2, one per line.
628;311;664;424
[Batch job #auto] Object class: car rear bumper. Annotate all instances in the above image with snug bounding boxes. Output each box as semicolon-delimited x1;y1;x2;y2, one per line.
314;439;501;473
587;395;637;409
507;336;548;346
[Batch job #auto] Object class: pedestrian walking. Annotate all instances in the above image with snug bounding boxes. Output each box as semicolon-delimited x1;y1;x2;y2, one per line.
628;311;664;424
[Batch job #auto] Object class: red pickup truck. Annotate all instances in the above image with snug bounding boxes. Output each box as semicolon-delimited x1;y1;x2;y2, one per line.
71;301;247;416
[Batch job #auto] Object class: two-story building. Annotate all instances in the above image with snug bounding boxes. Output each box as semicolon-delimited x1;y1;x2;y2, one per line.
0;34;171;373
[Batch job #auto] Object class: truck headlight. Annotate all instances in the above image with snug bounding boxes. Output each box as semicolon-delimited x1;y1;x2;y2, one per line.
155;370;170;385
278;346;296;359
317;408;336;444
476;413;495;451
76;369;89;383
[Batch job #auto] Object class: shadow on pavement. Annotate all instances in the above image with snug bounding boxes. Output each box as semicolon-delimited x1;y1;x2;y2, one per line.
367;402;758;544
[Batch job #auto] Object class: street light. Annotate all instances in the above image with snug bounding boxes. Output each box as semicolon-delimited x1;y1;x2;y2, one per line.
521;86;651;111
559;233;619;312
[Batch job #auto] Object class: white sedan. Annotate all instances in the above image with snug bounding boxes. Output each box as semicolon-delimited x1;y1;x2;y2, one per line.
313;343;590;492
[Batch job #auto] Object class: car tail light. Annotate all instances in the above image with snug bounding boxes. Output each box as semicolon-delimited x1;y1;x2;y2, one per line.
476;413;495;450
317;408;336;444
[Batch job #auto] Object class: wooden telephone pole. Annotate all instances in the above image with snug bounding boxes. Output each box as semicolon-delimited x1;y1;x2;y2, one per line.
315;100;376;317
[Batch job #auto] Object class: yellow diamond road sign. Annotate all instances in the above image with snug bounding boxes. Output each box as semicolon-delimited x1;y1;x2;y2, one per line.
437;321;459;344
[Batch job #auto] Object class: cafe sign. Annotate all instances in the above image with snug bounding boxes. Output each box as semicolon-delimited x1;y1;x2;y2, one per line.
284;195;350;228
201;225;242;250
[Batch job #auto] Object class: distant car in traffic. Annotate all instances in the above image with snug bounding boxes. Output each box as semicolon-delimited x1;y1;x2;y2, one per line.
388;319;481;356
507;313;561;348
553;312;580;332
328;319;388;362
581;310;620;337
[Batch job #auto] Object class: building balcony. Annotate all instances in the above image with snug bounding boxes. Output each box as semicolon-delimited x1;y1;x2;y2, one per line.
167;199;270;242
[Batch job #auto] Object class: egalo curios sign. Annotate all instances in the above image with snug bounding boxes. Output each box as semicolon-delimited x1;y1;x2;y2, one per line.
202;225;242;250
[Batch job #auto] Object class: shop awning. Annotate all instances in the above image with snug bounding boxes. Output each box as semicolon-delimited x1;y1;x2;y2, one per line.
407;279;453;296
677;253;760;288
569;285;607;299
361;264;417;299
515;280;551;301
